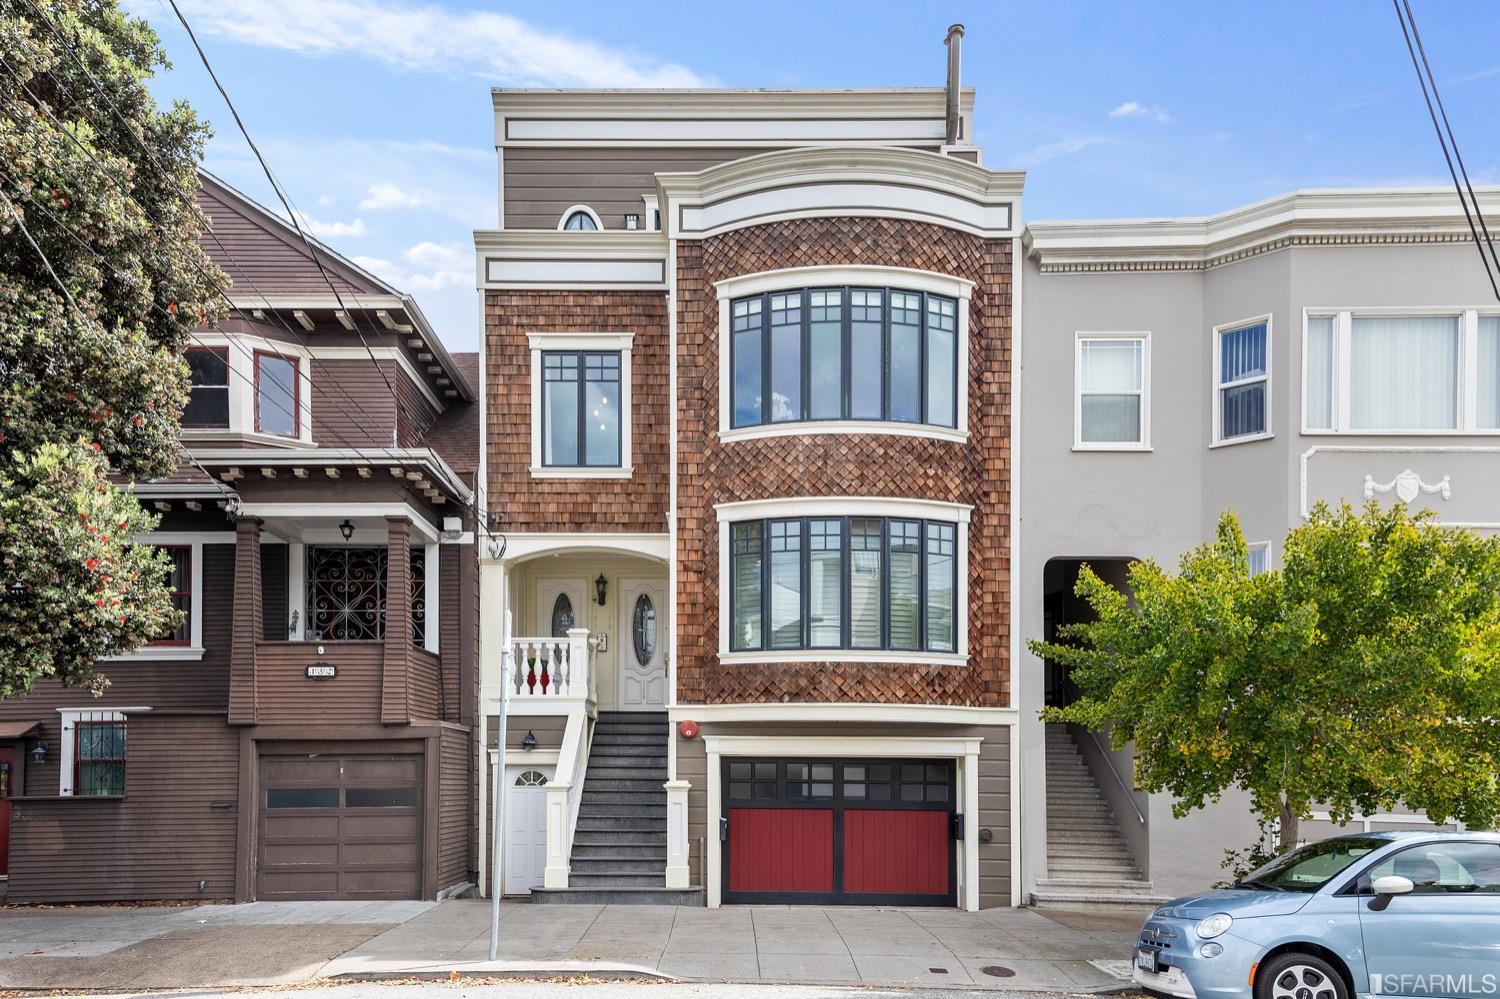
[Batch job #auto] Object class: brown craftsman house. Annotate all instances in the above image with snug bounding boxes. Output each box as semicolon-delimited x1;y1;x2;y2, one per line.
0;174;480;903
478;31;1023;909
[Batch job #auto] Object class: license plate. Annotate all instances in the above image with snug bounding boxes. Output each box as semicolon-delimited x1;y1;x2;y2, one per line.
1135;947;1160;974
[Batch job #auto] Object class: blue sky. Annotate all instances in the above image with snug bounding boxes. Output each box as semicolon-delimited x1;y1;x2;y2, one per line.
132;0;1500;352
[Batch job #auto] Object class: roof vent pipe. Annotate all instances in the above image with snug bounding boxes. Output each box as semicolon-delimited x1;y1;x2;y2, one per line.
944;23;965;145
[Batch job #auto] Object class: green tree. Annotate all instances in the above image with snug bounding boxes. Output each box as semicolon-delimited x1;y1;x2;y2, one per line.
0;1;226;695
1032;503;1500;860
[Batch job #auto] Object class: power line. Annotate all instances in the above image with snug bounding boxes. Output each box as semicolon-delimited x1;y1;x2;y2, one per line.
165;0;410;426
1393;0;1500;301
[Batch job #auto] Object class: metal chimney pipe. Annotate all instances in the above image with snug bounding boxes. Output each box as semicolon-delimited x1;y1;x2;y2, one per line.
944;23;965;145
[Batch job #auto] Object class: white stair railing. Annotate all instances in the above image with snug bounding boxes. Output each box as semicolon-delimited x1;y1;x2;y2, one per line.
540;628;594;889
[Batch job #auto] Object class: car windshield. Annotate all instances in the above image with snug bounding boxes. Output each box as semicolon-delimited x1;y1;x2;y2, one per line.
1235;836;1388;893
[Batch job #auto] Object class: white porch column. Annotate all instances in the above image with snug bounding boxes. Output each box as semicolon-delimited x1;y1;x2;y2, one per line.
566;627;591;700
664;779;691;888
542;780;573;888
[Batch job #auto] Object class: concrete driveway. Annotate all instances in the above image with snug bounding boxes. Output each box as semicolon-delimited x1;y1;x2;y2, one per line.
0;898;1149;992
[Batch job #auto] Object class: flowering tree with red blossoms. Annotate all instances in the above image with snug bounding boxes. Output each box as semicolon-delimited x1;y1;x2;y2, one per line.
0;2;226;695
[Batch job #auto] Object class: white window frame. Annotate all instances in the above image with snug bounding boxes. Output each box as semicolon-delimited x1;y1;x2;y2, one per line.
556;205;604;232
714;265;973;445
713;495;971;667
1212;314;1273;447
100;533;221;662
57;706;149;796
1301;307;1500;436
528;333;634;478
1073;332;1151;451
1247;542;1271;576
179;334;314;447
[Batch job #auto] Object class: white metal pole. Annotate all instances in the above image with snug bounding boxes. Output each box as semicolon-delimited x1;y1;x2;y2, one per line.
488;608;511;961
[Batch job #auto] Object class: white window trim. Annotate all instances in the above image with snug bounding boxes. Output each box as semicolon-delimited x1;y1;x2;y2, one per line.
556;204;604;231
714;264;973;444
57;706;150;796
423;541;440;654
1301;307;1500;436
713;495;971;664
187;334;314;444
100;533;211;662
1073;331;1151;451
527;333;635;478
1211;313;1274;447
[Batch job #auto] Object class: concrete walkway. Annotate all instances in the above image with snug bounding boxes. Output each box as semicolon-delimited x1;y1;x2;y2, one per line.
322;899;1149;991
0;898;1149;992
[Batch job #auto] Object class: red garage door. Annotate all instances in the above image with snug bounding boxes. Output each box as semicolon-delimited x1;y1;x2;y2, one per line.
722;759;956;906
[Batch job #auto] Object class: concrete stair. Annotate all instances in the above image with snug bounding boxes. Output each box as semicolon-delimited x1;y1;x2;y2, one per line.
1033;725;1170;906
530;711;702;906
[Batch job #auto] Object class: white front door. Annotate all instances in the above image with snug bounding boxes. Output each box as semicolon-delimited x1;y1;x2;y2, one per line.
617;578;667;710
504;767;550;895
534;578;586;638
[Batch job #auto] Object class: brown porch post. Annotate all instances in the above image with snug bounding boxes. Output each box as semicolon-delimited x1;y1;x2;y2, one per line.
381;517;412;725
228;517;262;725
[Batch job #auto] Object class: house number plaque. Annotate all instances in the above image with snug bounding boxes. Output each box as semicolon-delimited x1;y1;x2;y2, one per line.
306;664;336;679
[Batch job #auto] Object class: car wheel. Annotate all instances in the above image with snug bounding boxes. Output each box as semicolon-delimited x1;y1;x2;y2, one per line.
1256;953;1347;999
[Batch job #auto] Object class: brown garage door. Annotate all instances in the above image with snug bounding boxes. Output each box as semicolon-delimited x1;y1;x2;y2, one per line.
258;753;423;900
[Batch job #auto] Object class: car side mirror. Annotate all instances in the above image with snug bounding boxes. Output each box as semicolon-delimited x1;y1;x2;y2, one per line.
1367;874;1415;911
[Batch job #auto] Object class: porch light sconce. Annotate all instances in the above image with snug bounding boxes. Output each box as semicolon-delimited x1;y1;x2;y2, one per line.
30;740;48;765
594;573;608;606
521;730;537;751
338;519;355;541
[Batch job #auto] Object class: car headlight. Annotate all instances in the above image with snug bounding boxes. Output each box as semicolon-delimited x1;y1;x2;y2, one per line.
1196;913;1233;939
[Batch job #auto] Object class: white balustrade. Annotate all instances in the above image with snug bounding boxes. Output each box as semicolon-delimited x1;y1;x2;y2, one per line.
507;628;591;700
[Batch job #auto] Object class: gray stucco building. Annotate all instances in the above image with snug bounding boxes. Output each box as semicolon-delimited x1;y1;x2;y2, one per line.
1018;187;1500;902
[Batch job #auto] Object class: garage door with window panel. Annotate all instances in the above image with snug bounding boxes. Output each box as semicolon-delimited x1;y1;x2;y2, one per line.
722;758;956;906
258;753;423;900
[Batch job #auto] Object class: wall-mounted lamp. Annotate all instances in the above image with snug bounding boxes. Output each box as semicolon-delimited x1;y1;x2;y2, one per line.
338;519;355;541
521;730;537;751
30;740;48;765
594;573;608;606
624;213;640;230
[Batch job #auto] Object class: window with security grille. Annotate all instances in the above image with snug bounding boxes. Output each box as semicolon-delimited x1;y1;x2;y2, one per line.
75;720;126;797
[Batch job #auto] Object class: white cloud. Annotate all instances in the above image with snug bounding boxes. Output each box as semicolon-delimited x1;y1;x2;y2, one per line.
352;243;468;295
162;0;709;87
351;255;398;276
359;182;435;211
294;211;367;237
1109;101;1174;124
403;241;465;269
1008;136;1108;169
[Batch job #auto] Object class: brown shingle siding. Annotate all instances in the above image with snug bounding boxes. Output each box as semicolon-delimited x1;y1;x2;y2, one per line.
674;218;1012;708
484;290;669;532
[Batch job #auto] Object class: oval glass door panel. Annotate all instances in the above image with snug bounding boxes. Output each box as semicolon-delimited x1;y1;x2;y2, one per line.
632;593;656;667
550;593;574;637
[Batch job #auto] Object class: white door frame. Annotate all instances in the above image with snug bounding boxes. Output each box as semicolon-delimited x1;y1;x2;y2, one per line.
503;763;554;896
617;577;667;710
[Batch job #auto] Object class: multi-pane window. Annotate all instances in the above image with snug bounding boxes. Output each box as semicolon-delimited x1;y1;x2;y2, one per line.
1303;312;1499;432
254;351;299;437
1076;336;1147;446
729;517;959;654
542;351;621;467
729;287;960;430
1216;321;1269;441
182;348;229;428
150;546;191;646
75;720;126;796
306;546;426;644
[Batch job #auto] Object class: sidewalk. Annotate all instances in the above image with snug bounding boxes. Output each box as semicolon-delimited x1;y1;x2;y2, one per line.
321;899;1149;991
0;897;1150;992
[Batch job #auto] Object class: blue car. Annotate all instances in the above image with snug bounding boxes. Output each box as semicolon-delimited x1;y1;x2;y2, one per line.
1133;831;1500;999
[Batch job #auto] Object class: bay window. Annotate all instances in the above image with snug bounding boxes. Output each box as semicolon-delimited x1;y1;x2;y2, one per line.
254;351;299;437
728;286;960;431
1214;318;1270;442
728;515;959;655
182;348;229;428
1075;334;1148;448
1304;311;1498;433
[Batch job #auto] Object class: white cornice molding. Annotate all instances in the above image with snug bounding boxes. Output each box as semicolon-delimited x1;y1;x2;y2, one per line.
1025;186;1500;272
492;87;973;117
658;146;1023;240
474;229;667;290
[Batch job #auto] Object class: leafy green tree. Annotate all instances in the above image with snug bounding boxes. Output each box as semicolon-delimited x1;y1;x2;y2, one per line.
1032;503;1500;857
0;1;226;694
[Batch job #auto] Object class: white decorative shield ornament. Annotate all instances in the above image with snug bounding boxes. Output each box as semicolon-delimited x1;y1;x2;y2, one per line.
1363;469;1451;505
